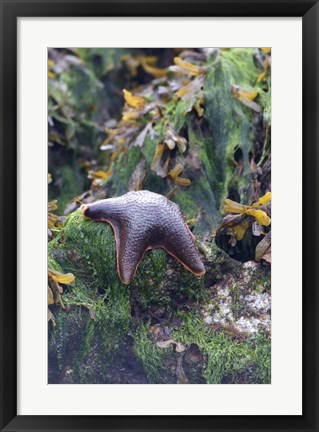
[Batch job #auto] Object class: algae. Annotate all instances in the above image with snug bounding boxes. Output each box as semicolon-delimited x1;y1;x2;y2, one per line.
48;211;131;383
173;311;270;384
48;48;271;384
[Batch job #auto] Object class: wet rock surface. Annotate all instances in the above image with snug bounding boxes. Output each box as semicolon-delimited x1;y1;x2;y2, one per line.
48;213;270;384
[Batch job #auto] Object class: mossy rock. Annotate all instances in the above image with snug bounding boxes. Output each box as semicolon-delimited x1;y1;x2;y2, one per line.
48;211;270;384
48;209;204;383
48;48;271;384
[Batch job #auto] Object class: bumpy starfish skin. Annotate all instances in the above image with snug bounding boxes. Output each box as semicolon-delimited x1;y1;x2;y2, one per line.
81;190;205;284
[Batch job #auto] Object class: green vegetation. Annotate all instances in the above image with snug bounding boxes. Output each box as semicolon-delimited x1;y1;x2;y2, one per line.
173;311;270;384
48;48;271;384
48;213;131;383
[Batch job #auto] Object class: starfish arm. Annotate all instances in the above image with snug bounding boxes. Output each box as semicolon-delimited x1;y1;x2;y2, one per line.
115;222;148;284
82;191;205;283
161;225;206;276
80;197;127;224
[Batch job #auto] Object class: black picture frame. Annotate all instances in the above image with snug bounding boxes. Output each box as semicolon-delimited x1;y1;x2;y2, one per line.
1;1;318;431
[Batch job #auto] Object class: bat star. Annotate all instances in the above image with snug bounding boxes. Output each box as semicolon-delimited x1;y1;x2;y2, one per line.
81;190;205;284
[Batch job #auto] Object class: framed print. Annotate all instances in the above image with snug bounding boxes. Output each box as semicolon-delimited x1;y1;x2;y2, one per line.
0;1;318;431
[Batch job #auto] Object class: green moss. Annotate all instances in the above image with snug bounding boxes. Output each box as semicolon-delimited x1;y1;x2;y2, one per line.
48;211;131;383
110;147;143;196
174;191;198;221
48;210;204;383
48;209;270;384
132;246;205;315
48;48;271;384
133;323;167;383
173;310;271;384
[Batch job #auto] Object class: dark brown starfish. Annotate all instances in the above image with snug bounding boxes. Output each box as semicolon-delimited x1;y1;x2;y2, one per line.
81;190;205;284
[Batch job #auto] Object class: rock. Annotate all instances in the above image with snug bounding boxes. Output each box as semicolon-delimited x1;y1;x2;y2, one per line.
48;48;271;384
48;214;270;384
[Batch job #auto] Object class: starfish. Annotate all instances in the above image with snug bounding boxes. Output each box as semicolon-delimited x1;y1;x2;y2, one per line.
81;190;205;284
